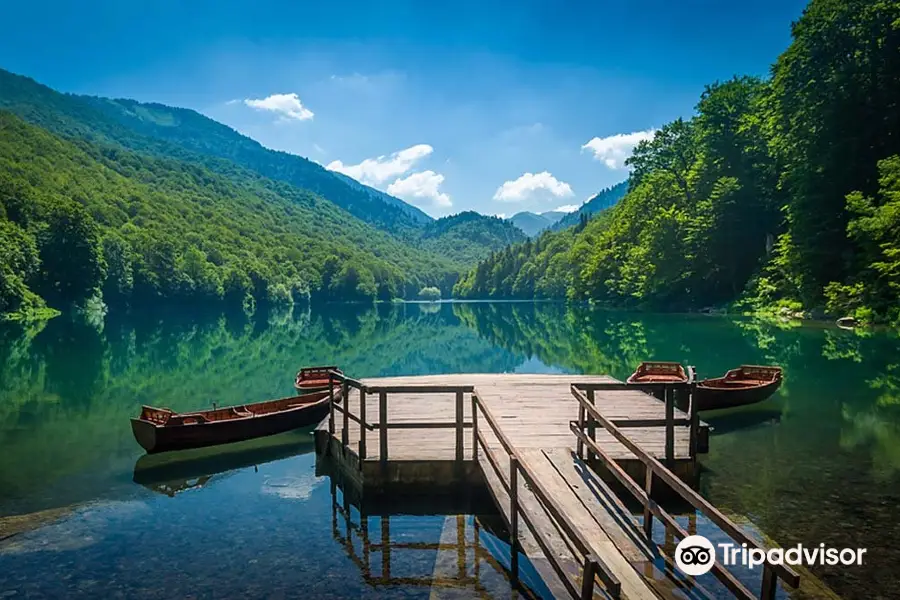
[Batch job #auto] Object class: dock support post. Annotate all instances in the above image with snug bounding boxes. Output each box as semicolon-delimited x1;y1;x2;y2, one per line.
471;394;479;461
455;391;464;463
642;468;653;539
510;455;519;581
381;516;391;580
379;391;388;464
587;389;596;462
665;387;675;467
359;388;367;460
328;374;335;436
341;381;349;452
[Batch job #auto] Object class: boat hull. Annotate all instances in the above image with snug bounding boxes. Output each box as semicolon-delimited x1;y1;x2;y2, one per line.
131;398;330;454
693;378;782;412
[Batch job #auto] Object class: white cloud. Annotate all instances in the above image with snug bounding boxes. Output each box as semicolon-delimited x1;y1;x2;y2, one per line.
244;93;314;122
387;170;452;208
493;172;574;203
581;129;656;169
553;204;580;213
326;144;433;186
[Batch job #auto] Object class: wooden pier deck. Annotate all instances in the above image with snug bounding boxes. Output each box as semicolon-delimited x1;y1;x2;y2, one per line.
315;372;799;600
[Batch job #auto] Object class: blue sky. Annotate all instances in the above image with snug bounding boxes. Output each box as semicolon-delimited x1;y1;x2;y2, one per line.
0;0;807;218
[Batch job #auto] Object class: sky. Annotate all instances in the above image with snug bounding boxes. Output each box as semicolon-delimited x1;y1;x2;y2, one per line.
0;0;808;218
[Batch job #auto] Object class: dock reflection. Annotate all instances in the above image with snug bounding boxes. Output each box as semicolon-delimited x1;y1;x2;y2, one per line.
328;479;546;598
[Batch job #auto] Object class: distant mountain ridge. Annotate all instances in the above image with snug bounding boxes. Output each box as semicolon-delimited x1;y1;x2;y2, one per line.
0;68;431;237
507;210;568;237
551;182;628;231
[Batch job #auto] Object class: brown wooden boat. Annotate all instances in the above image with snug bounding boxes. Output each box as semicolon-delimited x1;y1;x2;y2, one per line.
131;389;336;454
626;361;689;384
694;365;782;411
294;365;342;393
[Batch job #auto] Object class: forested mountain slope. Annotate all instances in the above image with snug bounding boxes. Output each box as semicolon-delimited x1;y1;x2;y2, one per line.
0;112;459;318
456;0;900;325
0;69;429;237
550;182;627;231
420;212;527;265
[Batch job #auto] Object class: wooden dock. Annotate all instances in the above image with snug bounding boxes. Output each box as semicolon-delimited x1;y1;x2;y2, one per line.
314;372;800;600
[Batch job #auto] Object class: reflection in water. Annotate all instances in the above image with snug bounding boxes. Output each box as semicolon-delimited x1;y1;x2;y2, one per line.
132;428;316;497
1;302;899;598
329;479;546;599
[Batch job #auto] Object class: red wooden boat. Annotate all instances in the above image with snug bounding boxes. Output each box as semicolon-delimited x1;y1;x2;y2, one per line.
294;365;342;393
131;389;336;454
626;361;689;384
694;365;782;411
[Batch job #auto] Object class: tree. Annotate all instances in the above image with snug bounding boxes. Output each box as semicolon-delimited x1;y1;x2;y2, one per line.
35;202;105;308
418;286;441;301
101;233;134;307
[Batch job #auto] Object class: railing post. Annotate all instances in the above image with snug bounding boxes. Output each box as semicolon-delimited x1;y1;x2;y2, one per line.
379;391;388;464
689;382;699;458
359;388;367;460
455;390;464;463
665;386;675;467
471;394;479;462
760;565;777;600
580;557;596;600
510;455;519;581
642;468;653;539
328;373;335;436
342;381;350;452
587;388;596;462
576;394;585;459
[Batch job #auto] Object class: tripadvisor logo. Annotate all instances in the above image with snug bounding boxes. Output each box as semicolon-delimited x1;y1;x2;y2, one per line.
675;535;716;576
675;535;867;577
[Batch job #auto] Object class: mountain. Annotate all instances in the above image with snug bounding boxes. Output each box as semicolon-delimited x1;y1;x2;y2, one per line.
0;111;462;318
329;171;433;225
539;210;567;223
421;212;527;265
0;68;430;237
551;181;628;231
507;210;567;237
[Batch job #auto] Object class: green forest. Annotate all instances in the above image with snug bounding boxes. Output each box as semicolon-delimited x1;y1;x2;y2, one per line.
3;0;899;325
0;74;524;319
455;0;900;325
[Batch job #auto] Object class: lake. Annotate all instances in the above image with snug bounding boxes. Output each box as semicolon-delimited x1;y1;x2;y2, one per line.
1;302;898;599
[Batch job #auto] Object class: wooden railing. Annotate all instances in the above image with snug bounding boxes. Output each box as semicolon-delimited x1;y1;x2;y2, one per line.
327;370;473;466
572;366;698;467
569;385;800;600
472;390;622;600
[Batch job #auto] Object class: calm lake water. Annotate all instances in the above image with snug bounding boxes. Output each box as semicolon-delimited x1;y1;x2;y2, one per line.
1;302;898;599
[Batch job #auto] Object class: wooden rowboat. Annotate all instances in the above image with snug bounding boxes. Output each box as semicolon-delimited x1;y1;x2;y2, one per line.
626;361;689;384
294;365;342;393
131;389;336;454
694;365;782;412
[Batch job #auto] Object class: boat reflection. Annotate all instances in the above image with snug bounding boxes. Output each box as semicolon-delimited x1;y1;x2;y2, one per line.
132;428;316;497
705;408;783;436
